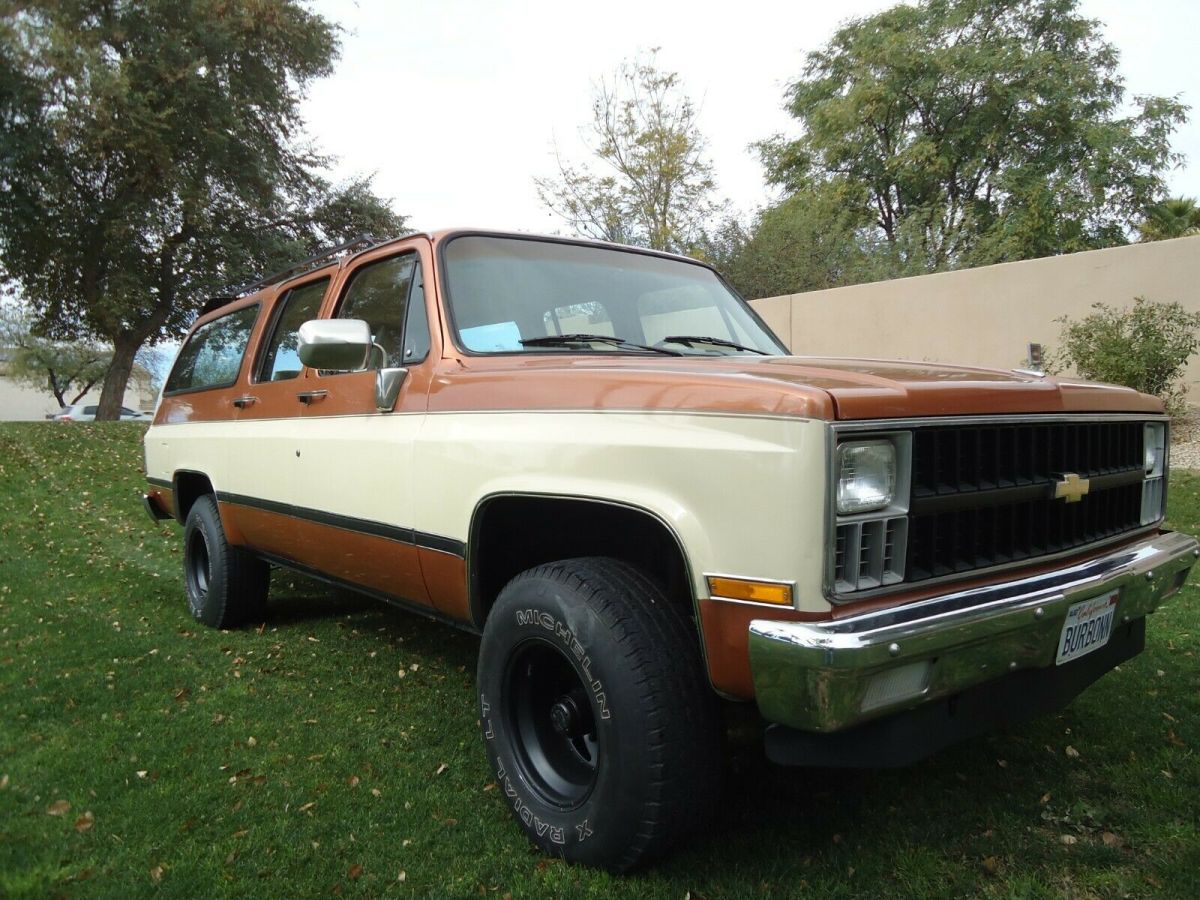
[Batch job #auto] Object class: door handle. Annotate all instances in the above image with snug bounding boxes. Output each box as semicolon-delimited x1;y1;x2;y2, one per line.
296;390;329;405
232;395;258;409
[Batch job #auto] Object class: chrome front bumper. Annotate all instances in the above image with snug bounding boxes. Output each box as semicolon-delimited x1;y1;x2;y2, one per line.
749;531;1198;733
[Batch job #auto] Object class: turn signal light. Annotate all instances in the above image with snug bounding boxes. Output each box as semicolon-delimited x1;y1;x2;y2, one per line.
706;576;793;606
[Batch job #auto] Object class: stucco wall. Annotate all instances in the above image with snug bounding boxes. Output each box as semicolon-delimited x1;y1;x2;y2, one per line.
750;235;1200;396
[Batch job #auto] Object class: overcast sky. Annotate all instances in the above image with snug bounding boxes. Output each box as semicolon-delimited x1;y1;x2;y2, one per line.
302;0;1200;235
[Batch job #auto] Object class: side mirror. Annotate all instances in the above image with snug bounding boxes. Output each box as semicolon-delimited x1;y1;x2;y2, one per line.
297;319;372;371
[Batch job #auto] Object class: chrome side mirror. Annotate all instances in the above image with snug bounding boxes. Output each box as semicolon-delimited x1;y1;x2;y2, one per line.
376;367;408;411
297;319;372;371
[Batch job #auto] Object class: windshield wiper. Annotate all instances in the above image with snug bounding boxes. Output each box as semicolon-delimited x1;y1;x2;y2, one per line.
660;335;769;355
520;333;682;356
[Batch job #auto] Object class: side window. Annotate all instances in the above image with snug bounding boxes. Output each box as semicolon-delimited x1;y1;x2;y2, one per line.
336;254;429;368
165;304;260;394
403;262;431;363
257;278;330;382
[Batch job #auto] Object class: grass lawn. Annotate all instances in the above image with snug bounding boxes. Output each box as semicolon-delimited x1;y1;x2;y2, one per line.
1;422;1198;898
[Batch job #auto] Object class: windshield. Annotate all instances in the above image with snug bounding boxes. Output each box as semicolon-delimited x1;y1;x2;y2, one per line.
441;235;787;356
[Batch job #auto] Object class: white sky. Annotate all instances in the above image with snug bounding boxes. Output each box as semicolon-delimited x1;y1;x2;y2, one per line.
302;0;1200;234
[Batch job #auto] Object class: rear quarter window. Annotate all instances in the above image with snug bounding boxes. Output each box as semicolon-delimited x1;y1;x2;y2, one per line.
165;305;260;394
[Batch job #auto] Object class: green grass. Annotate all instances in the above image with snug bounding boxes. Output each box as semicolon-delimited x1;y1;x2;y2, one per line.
1;422;1198;898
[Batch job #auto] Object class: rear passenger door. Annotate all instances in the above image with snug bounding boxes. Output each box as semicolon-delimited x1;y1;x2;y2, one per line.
222;274;332;561
289;247;435;606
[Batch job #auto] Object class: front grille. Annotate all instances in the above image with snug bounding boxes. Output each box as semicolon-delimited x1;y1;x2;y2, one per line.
911;421;1144;495
906;480;1143;581
833;419;1159;596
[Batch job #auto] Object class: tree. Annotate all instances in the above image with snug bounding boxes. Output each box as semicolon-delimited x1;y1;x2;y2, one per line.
1139;197;1200;242
1052;297;1200;416
759;0;1188;273
698;191;884;299
536;50;718;253
1;303;110;407
0;1;406;419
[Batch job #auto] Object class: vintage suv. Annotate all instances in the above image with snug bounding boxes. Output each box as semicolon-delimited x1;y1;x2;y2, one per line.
144;230;1197;870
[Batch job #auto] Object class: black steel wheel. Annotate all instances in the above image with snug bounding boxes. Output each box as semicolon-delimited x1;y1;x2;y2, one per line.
505;639;600;808
182;494;269;629
477;557;720;871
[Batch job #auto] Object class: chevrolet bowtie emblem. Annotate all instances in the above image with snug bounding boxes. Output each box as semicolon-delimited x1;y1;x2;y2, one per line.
1053;473;1090;503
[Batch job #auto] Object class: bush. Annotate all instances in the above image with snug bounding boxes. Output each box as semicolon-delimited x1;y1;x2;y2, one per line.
1053;297;1200;416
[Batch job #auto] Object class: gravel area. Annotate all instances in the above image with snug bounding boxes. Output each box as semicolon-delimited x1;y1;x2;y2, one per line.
1172;439;1200;470
1170;412;1200;470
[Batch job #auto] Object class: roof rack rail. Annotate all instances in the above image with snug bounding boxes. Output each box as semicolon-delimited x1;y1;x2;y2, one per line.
198;233;398;316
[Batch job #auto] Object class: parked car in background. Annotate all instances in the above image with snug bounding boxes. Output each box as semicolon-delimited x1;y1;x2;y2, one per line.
51;404;150;421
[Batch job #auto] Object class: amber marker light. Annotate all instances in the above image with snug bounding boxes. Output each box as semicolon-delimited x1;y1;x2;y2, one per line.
707;576;794;606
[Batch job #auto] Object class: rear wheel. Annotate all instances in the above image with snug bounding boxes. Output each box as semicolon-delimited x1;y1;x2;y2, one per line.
182;494;269;628
477;557;720;871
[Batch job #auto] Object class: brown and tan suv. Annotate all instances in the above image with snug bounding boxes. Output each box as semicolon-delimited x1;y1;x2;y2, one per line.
144;230;1197;870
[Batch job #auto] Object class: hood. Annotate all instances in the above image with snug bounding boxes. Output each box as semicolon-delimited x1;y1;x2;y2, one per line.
743;356;1163;419
438;353;1162;420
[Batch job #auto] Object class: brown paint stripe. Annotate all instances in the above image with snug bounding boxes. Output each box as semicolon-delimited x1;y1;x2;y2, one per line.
214;491;465;557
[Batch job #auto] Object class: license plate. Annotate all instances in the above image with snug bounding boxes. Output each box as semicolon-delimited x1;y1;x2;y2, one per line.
1055;590;1119;666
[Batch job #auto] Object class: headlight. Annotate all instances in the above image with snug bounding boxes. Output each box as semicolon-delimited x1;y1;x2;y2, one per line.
1144;422;1166;477
837;440;897;514
1142;422;1167;525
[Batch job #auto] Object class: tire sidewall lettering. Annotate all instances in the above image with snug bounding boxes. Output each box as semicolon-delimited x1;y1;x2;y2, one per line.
512;607;611;720
478;691;589;846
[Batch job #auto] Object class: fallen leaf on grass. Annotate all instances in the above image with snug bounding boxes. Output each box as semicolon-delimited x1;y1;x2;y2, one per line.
435;763;448;776
347;775;360;788
74;812;94;833
1101;831;1124;848
1166;730;1185;748
397;871;406;883
298;802;316;813
149;865;164;882
981;856;1001;875
0;774;9;790
1060;835;1078;845
348;864;362;880
371;788;381;798
47;799;70;816
1065;746;1080;759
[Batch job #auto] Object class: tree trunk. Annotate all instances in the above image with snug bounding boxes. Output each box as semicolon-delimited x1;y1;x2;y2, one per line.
95;337;140;420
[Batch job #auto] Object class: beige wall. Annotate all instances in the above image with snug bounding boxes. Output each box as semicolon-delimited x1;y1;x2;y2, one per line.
750;235;1200;396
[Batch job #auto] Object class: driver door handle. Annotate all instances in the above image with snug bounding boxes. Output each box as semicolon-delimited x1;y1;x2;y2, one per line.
232;395;257;409
296;390;328;405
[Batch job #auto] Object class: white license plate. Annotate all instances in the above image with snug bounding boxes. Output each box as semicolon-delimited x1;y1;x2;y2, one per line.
1055;590;1119;666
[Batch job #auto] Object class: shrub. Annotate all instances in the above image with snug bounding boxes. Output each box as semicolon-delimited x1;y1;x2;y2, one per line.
1053;297;1200;416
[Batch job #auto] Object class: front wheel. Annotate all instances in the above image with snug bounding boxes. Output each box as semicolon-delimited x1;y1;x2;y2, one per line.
477;557;720;871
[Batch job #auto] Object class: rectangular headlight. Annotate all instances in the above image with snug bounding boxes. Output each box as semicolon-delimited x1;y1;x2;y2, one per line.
1142;422;1167;525
1144;422;1166;477
837;440;897;515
